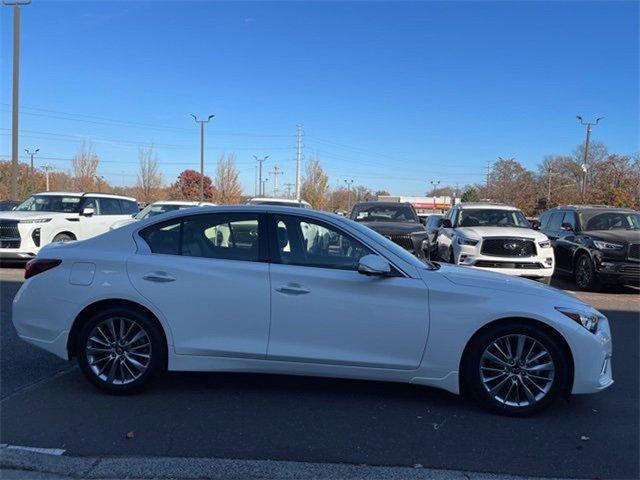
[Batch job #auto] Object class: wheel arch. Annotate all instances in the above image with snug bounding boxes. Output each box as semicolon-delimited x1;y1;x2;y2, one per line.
572;247;594;269
67;298;169;366
459;316;574;396
51;230;77;242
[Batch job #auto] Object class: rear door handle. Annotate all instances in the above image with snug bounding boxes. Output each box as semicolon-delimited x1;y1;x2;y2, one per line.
276;283;310;295
142;271;176;283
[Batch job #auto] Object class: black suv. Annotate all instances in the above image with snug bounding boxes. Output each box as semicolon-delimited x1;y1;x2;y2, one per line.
539;205;640;290
350;201;430;259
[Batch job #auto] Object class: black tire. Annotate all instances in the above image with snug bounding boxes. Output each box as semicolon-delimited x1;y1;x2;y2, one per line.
449;249;455;264
574;253;601;291
539;276;552;285
462;321;570;416
76;306;166;394
52;232;75;243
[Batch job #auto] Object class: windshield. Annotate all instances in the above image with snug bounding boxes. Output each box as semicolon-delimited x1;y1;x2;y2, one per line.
15;195;82;213
351;205;418;223
579;211;640;231
136;203;192;219
457;209;529;228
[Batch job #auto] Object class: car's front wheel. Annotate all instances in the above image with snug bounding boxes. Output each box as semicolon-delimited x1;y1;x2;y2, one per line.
574;253;601;291
463;322;570;416
76;306;166;393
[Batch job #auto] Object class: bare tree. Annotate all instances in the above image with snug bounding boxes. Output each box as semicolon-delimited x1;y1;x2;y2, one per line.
135;144;163;203
71;142;100;191
301;156;330;210
213;154;243;204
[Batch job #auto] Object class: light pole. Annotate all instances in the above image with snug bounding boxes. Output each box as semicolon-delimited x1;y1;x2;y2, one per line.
94;175;105;193
430;180;440;196
24;147;38;192
41;164;52;191
576;116;603;202
344;179;354;211
253;155;269;196
4;0;31;201
261;178;269;197
192;114;214;202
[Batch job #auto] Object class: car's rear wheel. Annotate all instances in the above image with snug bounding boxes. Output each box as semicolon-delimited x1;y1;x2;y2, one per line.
76;306;165;393
52;232;75;243
574;253;601;291
463;322;569;416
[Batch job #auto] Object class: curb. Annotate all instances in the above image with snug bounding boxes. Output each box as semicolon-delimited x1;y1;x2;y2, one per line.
0;447;567;480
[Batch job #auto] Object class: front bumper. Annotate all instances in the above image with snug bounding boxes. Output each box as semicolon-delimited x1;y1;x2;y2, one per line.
454;243;555;280
569;314;614;394
594;259;640;286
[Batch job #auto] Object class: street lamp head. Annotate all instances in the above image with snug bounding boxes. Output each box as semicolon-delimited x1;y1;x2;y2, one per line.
35;148;39;153
576;115;583;123
190;114;197;121
2;0;32;5
207;114;214;121
596;117;604;124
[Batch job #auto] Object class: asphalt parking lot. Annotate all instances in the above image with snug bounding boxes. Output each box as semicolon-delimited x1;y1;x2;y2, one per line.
1;265;638;479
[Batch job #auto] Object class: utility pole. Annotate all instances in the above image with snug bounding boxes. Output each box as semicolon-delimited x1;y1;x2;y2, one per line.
295;125;304;202
191;114;214;202
485;161;492;196
41;164;52;191
577;116;603;202
284;183;295;198
254;164;258;197
430;180;440;196
253;155;269;196
344;179;354;211
5;0;31;201
24;147;38;192
261;178;269;197
270;166;283;196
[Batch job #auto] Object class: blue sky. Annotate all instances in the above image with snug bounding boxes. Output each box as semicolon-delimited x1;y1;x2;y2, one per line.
1;1;638;195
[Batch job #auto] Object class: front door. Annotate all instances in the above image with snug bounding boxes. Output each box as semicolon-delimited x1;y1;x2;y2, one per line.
127;212;270;358
267;213;430;370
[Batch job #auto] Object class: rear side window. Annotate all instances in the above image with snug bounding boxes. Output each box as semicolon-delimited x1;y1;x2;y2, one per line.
120;200;139;214
140;220;182;255
139;213;262;261
539;212;551;229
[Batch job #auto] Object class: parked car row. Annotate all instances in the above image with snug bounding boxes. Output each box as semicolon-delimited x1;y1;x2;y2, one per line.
347;200;639;292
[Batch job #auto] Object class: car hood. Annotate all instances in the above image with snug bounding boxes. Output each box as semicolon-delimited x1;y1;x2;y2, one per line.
584;229;640;245
428;263;585;306
0;211;73;221
357;221;425;235
456;226;548;241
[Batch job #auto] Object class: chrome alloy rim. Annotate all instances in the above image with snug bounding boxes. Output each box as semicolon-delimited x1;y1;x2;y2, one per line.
86;317;152;385
480;334;555;407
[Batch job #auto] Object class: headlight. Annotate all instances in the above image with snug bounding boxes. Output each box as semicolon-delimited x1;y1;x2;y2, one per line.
538;240;551;248
593;240;624;250
457;236;479;246
19;218;52;224
555;306;603;333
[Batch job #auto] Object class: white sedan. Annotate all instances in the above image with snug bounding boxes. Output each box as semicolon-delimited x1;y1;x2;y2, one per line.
12;206;613;415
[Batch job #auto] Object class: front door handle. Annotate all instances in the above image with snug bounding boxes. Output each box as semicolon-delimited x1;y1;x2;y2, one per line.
276;283;310;295
142;271;176;283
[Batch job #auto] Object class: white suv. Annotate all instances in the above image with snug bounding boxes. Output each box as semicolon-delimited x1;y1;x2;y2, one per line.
436;203;555;283
0;191;138;260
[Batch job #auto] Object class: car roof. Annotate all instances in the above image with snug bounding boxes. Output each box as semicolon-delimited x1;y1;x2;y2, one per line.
456;202;519;210
353;201;413;207
151;200;213;206
548;205;637;212
33;191;137;201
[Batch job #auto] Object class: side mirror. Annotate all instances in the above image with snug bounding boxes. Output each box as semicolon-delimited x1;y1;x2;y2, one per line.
530;220;541;230
357;254;391;276
440;218;453;228
82;207;95;217
561;222;574;232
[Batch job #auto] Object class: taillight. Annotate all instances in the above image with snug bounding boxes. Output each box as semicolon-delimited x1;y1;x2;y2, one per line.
24;258;62;280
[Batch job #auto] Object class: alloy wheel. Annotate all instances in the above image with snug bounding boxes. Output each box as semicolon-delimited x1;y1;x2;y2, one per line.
479;334;555;408
85;317;152;385
576;256;591;289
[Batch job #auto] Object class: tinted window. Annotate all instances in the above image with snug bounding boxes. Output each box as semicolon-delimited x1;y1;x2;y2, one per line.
120;200;139;215
458;209;529;228
15;195;81;213
539;212;551;229
351;204;418;223
562;211;577;230
182;213;260;261
273;215;371;270
426;215;442;228
547;212;564;231
82;197;101;214
100;198;123;215
140;220;181;255
579;210;640;231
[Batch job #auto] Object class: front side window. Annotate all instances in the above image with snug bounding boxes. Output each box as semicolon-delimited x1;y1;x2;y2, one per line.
15;195;81;213
273;215;371;270
457;209;529;228
547;212;565;231
562;211;577;230
120;200;139;215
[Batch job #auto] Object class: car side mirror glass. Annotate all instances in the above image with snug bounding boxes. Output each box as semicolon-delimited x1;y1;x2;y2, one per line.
357;254;391;276
561;222;573;231
441;219;452;228
82;207;95;217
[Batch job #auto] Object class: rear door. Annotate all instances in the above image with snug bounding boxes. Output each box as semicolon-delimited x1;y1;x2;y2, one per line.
267;213;430;369
127;212;271;358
